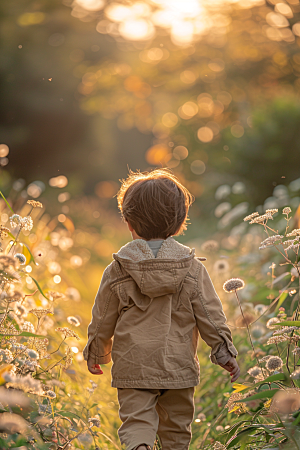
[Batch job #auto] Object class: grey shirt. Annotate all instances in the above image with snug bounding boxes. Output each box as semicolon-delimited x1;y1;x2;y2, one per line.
146;239;164;257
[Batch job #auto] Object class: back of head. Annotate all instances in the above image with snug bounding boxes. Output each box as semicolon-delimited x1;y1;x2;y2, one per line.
117;168;194;240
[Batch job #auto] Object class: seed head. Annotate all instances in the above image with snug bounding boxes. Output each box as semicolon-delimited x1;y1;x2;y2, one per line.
243;212;259;222
67;316;80;327
223;278;245;293
10;214;22;228
44;390;56;399
247;366;262;378
21;217;33;231
0;225;10;239
201;240;219;252
88;416;101;428
14;253;26;265
283;207;292;215
29;308;53;319
291;368;300;379
27;349;39;360
27;200;43;208
55;327;80;340
266;317;281;329
266;356;283;371
213;443;226;450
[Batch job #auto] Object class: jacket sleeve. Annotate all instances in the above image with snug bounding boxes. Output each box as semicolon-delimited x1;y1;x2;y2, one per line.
190;261;238;365
83;266;119;365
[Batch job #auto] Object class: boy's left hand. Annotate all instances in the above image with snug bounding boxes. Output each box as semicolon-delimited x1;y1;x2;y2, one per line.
218;357;240;382
87;359;103;375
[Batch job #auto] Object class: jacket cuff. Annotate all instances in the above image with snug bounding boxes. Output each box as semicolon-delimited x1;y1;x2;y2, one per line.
210;337;238;365
83;338;112;364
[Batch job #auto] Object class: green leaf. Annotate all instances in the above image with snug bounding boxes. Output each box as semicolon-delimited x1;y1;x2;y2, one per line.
276;292;288;312
274;320;300;327
0;331;45;338
90;403;98;409
29;276;50;300
236;389;279;403
0;190;14;213
227;427;258;448
256;372;288;385
21;243;36;265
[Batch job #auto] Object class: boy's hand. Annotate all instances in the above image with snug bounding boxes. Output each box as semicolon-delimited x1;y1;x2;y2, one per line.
87;359;103;375
218;357;240;382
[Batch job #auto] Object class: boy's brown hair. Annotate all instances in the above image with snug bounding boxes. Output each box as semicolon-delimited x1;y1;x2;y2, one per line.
117;168;194;240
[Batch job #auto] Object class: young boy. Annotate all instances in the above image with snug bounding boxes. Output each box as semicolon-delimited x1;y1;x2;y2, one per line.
83;168;240;450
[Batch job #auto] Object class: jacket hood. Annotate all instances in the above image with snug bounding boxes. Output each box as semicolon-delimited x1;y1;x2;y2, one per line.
113;237;200;298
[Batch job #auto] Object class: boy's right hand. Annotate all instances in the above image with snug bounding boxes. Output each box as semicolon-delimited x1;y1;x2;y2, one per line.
218;357;240;382
87;359;103;375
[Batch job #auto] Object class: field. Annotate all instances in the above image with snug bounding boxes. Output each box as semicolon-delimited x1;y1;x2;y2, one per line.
0;178;300;450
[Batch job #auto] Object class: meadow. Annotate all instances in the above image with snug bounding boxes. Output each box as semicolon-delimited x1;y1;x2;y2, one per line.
1;178;300;450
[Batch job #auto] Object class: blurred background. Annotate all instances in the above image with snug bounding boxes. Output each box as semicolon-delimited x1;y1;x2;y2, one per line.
1;0;300;240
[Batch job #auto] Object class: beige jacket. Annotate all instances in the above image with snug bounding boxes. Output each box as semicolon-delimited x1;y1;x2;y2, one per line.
83;237;238;389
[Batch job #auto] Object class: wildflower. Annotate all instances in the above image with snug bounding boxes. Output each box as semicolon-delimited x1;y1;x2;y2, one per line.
10;214;22;228
201;240;219;252
47;291;65;301
27;200;43;208
67;316;80;327
0;412;28;434
223;278;245;293
44;390;56;399
291;368;300;379
266;356;283;371
88;416;101;428
23;359;38;372
259;355;272;363
0;225;10;239
247;366;262;378
215;425;224;432
3;291;23;304
273;326;300;335
0;349;13;363
5;373;43;395
285;242;300;252
27;349;39;360
292;347;300;356
55;327;80;340
243;212;259;222
266;317;281;329
14;253;26;265
21;321;35;333
0;255;18;270
197;412;206;421
283;207;292;215
213;442;226;450
266;209;278;215
249;213;274;224
64;347;73;369
29;308;53;319
15;303;27;317
213;260;229;274
267;334;289;345
90;380;97;390
226;392;248;414
21;216;33;231
259;235;283;250
286;229;300;237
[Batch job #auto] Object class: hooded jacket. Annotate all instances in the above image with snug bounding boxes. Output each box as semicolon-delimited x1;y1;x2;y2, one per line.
83;236;238;389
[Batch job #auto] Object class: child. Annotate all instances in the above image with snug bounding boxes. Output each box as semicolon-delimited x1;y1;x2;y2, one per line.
83;168;240;450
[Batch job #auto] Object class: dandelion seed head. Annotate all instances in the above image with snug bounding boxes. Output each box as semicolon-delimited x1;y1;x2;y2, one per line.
200;240;219;252
10;214;22;228
27;349;39;360
88;416;101;427
213;259;229;274
247;366;262;378
14;253;26;265
44;390;56;399
223;278;245;293
67;316;80;327
266;317;281;329
266;356;283;371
